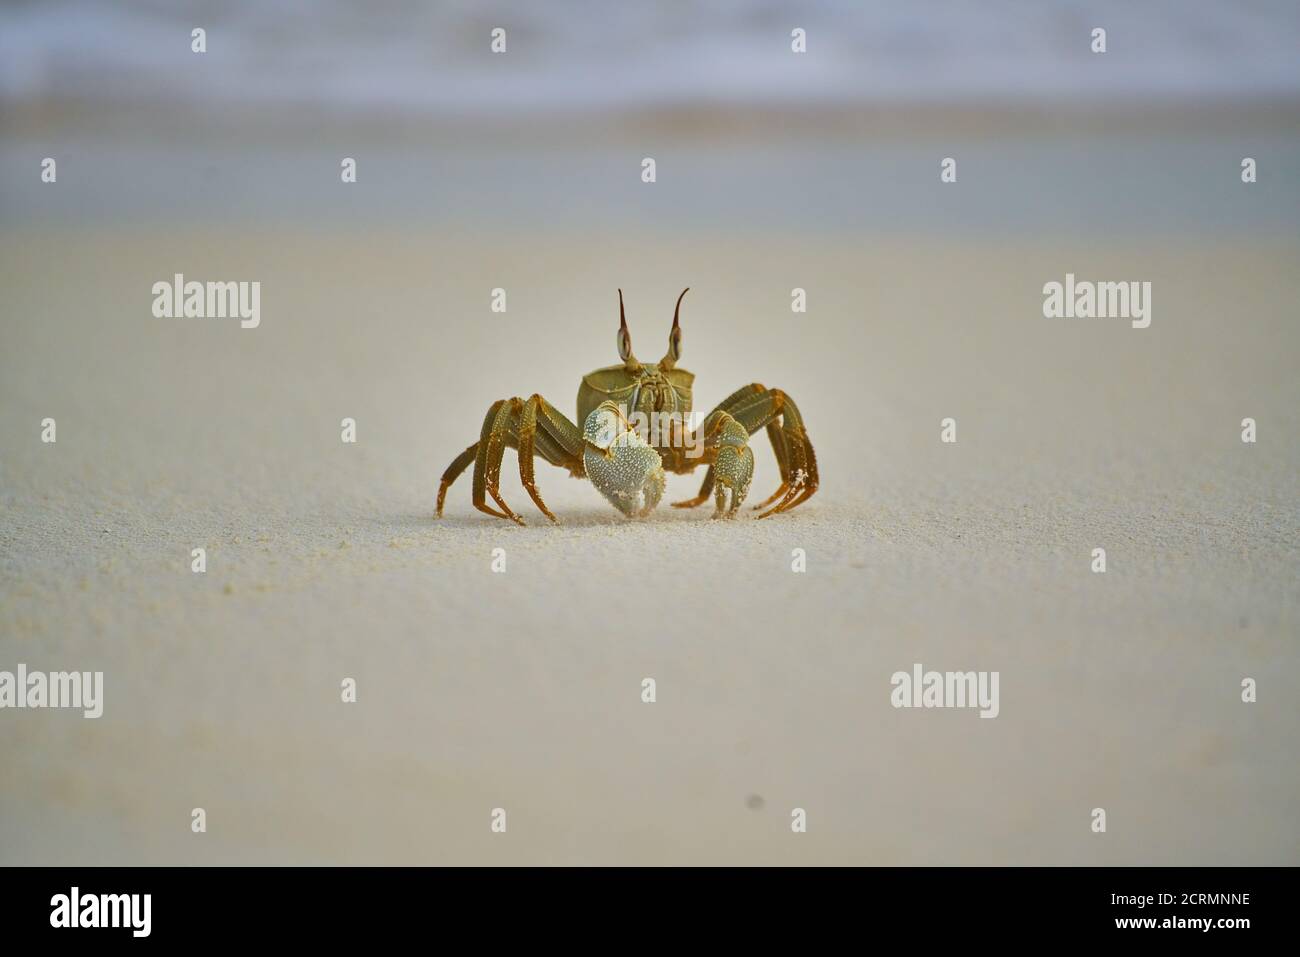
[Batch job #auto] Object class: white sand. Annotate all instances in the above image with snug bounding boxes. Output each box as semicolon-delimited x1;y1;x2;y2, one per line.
1;230;1297;864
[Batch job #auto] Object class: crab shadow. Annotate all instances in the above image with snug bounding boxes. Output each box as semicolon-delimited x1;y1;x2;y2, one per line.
379;503;727;532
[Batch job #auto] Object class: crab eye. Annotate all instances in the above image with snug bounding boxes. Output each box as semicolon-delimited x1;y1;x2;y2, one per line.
663;287;689;367
617;288;635;363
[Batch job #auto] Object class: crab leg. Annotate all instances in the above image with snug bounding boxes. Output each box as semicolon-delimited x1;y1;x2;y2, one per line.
436;443;479;516
726;388;818;517
718;386;791;510
517;394;585;523
668;384;765;509
438;394;585;523
749;423;792;510
516;397;555;522
474;398;524;524
670;466;715;509
675;383;818;517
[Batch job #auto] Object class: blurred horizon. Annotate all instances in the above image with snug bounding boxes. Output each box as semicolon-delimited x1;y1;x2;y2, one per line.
2;2;1298;234
3;0;1300;119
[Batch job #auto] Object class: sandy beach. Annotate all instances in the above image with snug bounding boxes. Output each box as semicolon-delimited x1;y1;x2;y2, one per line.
2;225;1296;864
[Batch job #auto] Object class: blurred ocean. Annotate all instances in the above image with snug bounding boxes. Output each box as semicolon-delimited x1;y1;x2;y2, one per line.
1;1;1298;234
3;0;1299;114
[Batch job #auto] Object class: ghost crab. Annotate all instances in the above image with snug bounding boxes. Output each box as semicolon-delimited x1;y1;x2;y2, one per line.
436;289;818;523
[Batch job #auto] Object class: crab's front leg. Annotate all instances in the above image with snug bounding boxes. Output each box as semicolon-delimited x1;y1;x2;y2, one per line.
701;410;753;518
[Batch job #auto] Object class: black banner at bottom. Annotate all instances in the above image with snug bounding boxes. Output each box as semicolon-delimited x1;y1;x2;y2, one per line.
0;867;1282;943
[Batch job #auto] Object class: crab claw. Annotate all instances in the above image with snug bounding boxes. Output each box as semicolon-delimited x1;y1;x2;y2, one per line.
708;413;753;518
583;401;665;518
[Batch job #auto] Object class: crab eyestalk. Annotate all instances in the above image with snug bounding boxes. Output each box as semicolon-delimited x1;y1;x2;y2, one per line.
617;288;638;368
659;287;689;370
